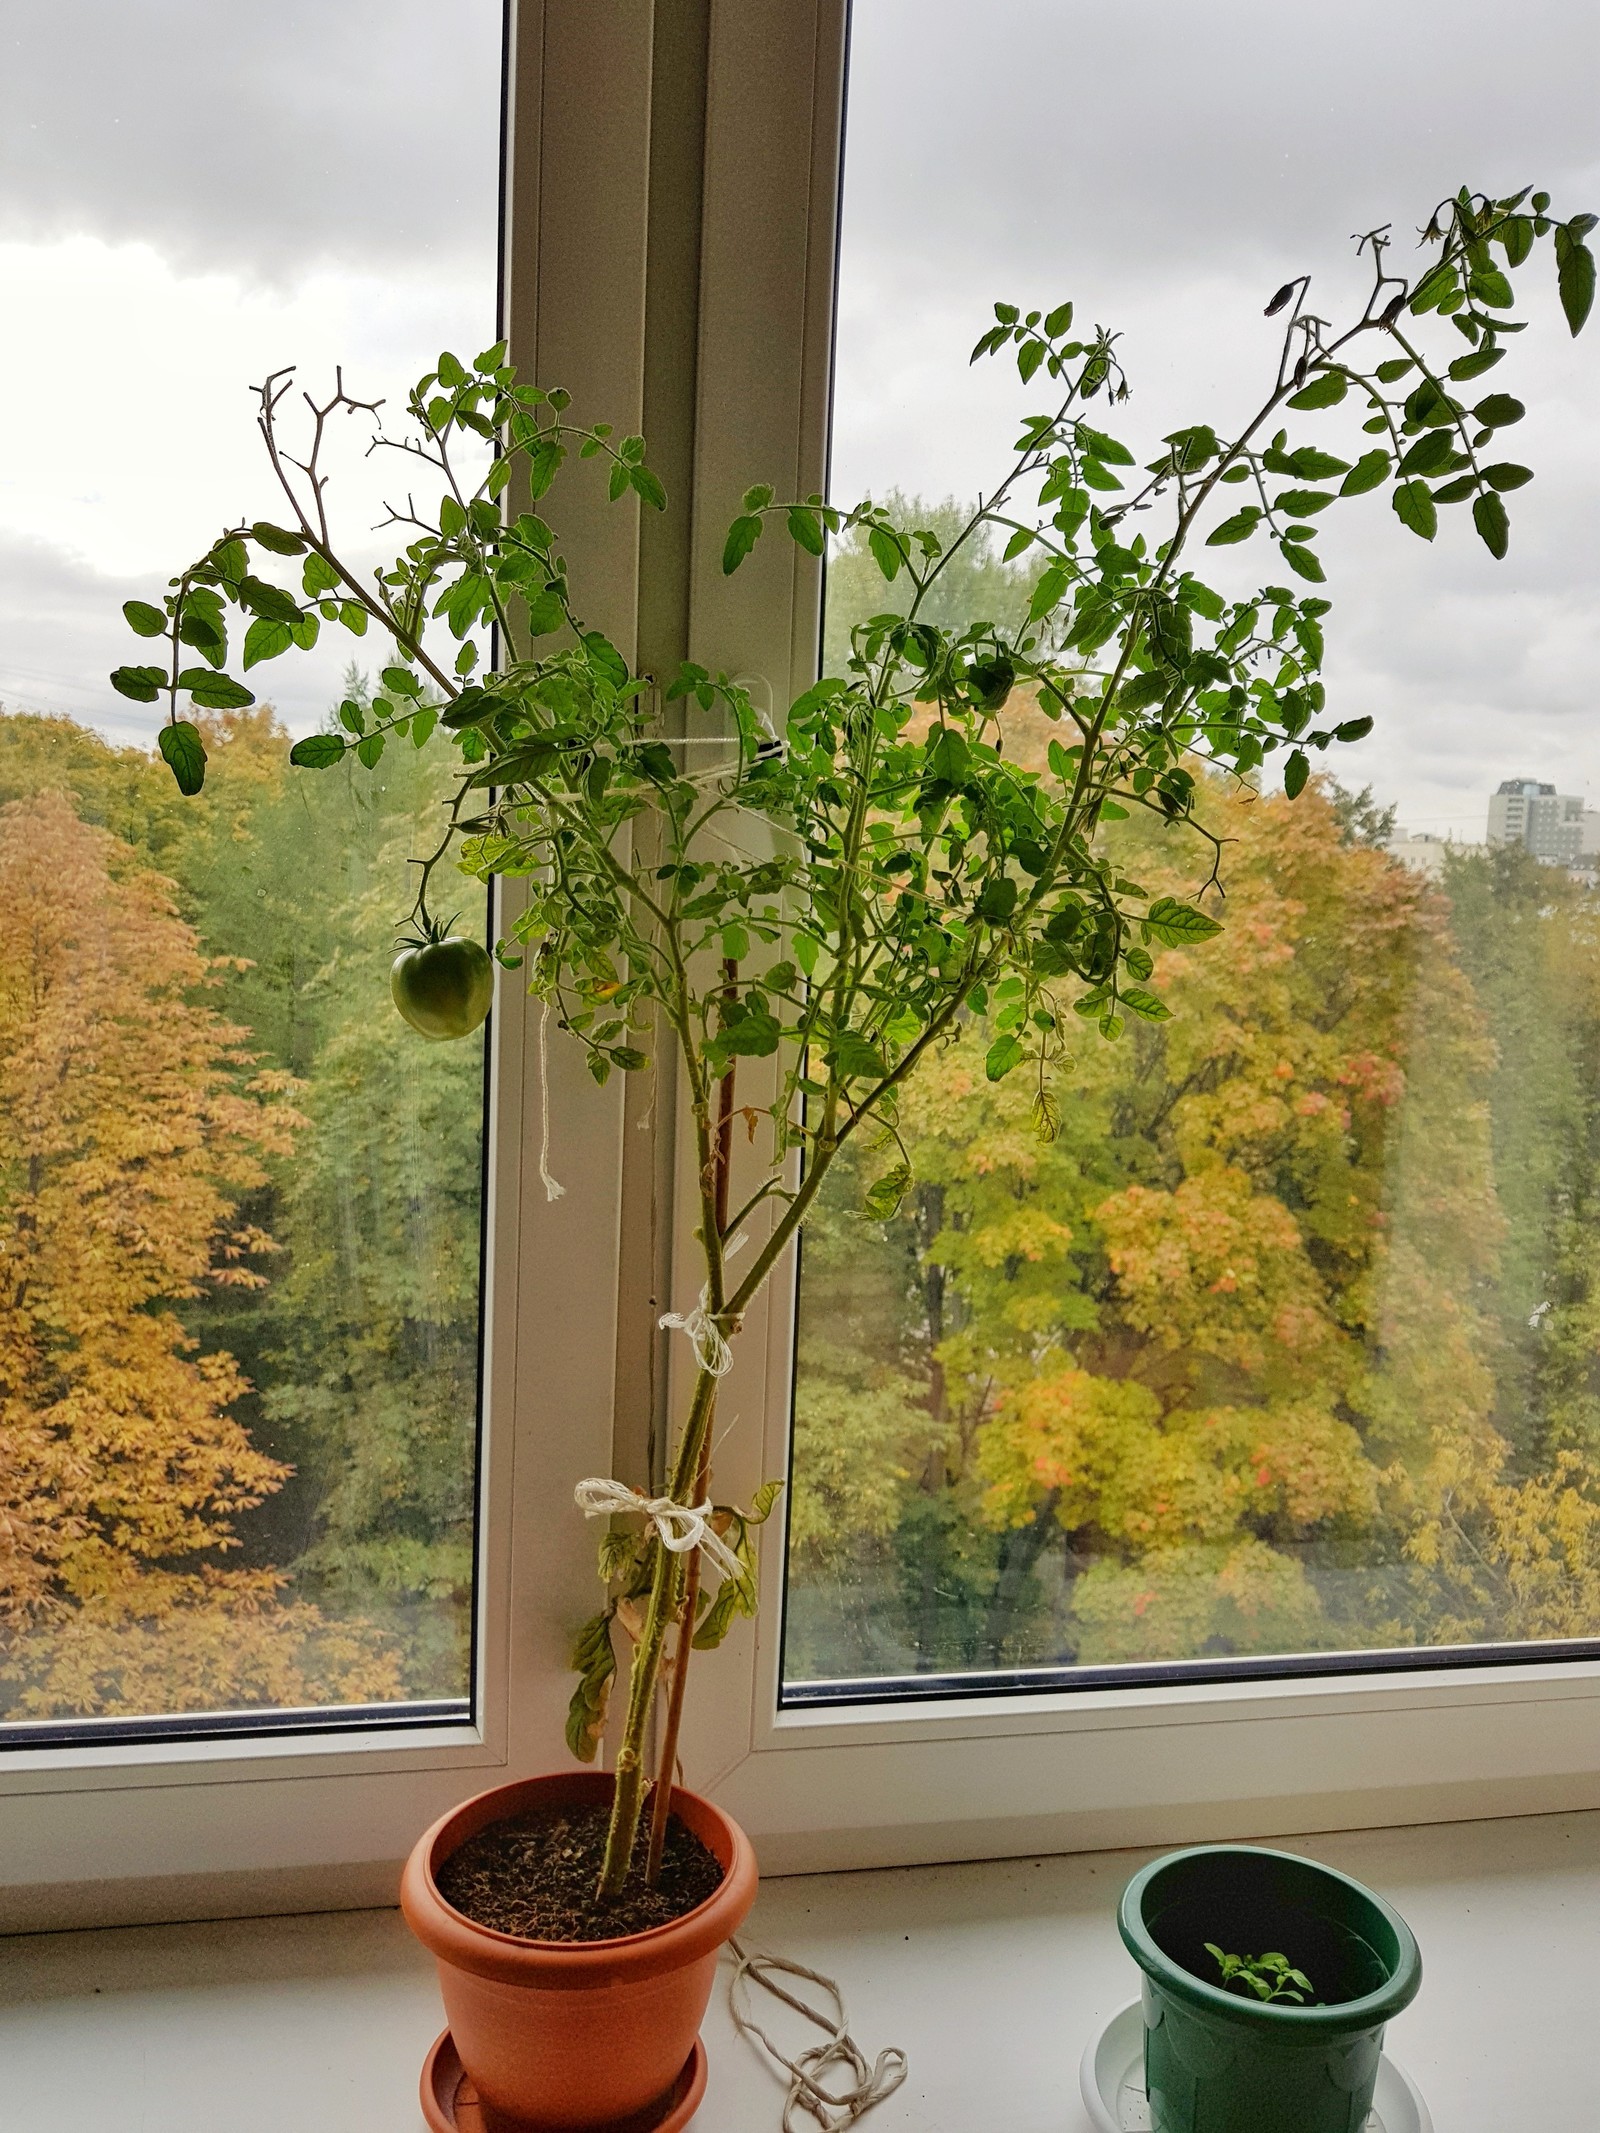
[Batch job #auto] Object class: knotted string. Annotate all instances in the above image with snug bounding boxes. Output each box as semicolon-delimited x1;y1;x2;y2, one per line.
573;1477;743;1586
728;1939;908;2132
659;1285;734;1377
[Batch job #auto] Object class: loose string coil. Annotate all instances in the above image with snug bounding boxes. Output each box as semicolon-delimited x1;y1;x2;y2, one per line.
728;1939;908;2132
573;1477;743;1586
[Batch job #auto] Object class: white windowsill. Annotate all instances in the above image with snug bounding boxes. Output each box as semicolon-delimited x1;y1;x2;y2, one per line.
2;1808;1594;2132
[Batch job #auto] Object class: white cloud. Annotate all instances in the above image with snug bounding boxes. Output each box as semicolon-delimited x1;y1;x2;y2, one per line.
0;1;500;748
830;0;1600;838
0;0;502;282
0;236;495;736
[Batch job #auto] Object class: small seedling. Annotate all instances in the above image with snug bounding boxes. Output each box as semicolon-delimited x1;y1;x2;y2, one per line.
1205;1945;1315;2004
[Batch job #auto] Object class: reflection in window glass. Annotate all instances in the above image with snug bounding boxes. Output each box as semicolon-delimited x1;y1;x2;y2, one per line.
785;0;1600;1689
0;3;501;1727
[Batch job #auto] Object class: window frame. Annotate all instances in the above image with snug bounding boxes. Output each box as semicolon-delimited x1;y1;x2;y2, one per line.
0;0;656;1931
669;0;1600;1872
8;0;1600;1935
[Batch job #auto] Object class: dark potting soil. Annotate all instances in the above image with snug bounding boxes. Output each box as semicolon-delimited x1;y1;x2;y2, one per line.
435;1801;725;1942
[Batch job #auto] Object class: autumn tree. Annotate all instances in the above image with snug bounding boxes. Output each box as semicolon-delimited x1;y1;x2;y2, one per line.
1441;843;1600;1470
0;790;399;1715
793;768;1600;1672
258;741;485;1697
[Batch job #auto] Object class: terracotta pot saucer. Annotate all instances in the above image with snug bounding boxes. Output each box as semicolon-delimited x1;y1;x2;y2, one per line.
421;2029;708;2133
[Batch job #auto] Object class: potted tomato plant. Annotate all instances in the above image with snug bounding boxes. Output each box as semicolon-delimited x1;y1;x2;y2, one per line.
116;185;1589;2130
1118;1845;1422;2133
401;1771;756;2128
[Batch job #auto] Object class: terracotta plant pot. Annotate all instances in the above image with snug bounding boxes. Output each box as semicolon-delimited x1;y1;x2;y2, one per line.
402;1768;758;2131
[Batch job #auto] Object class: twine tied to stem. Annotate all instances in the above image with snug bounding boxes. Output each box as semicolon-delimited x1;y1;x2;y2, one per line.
537;995;565;1203
573;1478;742;1585
659;1285;735;1377
728;1938;909;2132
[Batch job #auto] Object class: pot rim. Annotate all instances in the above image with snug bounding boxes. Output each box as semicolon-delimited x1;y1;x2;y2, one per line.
401;1769;758;1986
1118;1843;1422;2033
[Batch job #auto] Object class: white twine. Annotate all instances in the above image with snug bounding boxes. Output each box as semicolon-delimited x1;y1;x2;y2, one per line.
728;1939;908;2133
538;995;565;1203
659;1285;734;1378
573;1477;743;1586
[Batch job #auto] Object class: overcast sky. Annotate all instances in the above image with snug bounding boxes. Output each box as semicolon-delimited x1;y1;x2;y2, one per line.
830;0;1600;840
1;0;1596;839
0;1;502;739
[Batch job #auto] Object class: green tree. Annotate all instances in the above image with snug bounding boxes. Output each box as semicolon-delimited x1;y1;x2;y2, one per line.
820;493;1031;676
262;780;485;1696
1440;845;1600;1473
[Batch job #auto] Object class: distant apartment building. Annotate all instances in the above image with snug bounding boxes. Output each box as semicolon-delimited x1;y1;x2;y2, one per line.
1384;830;1455;880
1486;779;1600;865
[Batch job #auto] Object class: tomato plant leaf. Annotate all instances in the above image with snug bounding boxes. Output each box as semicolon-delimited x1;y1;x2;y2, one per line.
827;1030;889;1081
1143;897;1222;946
748;1479;785;1525
985;1033;1026;1082
582;631;630;688
1120;986;1171;1022
868;525;904;581
182;669;254;710
786;504;826;555
1339;450;1390;496
722;513;763;575
289;732;348;769
122;600;167;638
1079;426;1134;465
242;618;293;668
691;1579;743;1652
157;720;207;796
1392;480;1438;541
864;1162;912;1219
1287;368;1348;409
565;1610;617;1761
1207;510;1261;546
1556;229;1596;336
250;521;306;555
1473;393;1526;429
109;664;164;702
1278;541;1326;582
1473;490;1510;558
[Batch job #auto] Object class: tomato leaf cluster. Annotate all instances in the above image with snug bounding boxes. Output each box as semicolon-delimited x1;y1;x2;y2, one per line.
116;182;1591;1817
116;181;1590;1282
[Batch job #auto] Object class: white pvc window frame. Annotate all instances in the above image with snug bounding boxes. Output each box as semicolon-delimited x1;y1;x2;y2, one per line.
0;0;655;1933
8;0;1600;1934
669;0;1600;1874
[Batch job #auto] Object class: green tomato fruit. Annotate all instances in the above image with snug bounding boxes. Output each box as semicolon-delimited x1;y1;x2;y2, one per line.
966;654;1016;713
391;935;495;1040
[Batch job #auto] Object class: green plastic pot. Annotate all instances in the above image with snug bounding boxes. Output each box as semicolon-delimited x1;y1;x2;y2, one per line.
1117;1845;1421;2133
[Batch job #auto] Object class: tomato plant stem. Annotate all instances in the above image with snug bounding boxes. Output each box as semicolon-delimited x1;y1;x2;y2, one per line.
597;1363;719;1901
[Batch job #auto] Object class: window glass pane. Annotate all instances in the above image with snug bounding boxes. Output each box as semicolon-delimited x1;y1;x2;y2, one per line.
785;0;1599;1692
0;3;500;1731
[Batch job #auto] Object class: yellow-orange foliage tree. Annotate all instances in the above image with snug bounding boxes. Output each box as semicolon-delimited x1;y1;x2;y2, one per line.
0;791;400;1715
795;772;1600;1668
